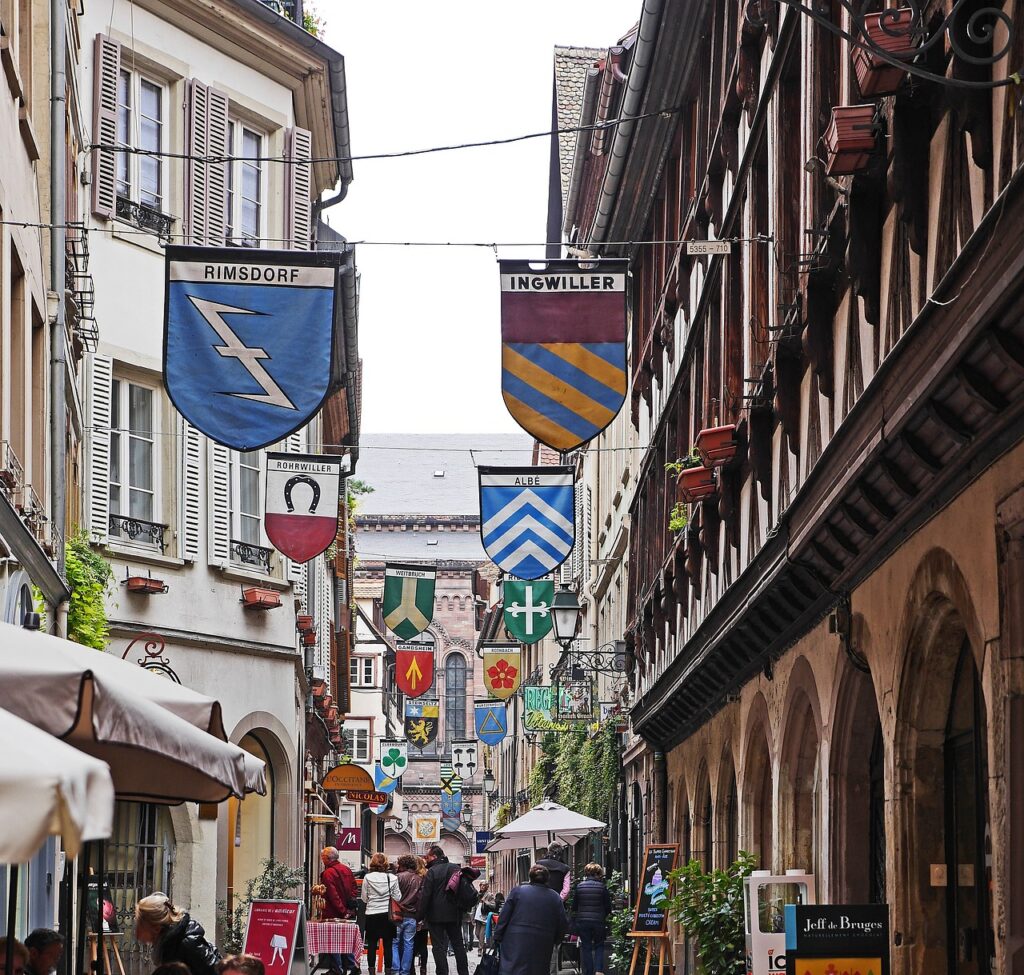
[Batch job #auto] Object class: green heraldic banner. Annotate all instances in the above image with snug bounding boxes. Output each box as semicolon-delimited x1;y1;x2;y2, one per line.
382;563;436;640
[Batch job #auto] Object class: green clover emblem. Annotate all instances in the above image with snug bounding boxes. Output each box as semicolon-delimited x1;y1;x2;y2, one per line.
383;747;407;774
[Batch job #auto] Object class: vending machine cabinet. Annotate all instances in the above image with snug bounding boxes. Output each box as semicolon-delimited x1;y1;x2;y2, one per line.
744;870;816;975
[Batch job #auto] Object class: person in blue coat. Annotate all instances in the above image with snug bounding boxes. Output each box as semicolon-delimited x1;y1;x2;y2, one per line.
493;866;568;975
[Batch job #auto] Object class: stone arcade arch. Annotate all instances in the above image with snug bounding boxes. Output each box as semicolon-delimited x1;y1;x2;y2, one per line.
692;763;712;871
778;658;821;875
716;750;739;869
741;694;774;872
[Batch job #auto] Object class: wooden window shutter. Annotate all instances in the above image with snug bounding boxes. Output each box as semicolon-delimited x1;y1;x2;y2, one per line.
88;353;113;541
92;35;121;219
185;80;229;244
181;420;203;561
207;441;231;566
284;127;313;250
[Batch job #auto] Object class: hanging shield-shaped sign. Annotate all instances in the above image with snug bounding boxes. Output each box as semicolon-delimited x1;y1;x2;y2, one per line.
264;453;341;562
499;258;628;452
440;764;463;795
163;246;342;451
503;579;554;643
412;814;441;843
479;467;574;580
374;764;399;795
482;644;522;700
396;641;435;698
451;740;479;780
378;738;409;779
404;701;439;750
440;790;463;817
382;563;436;639
474;701;508;746
442;815;462;833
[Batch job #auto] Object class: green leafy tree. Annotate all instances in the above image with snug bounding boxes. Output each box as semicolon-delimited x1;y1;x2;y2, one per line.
664;852;757;975
217;858;307;954
65;530;115;648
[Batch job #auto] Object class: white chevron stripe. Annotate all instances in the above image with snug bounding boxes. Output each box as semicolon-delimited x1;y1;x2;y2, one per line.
484;513;572;556
482;489;573;535
494;539;562;572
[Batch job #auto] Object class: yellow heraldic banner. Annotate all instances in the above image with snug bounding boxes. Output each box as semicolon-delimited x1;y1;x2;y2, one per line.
482;643;522;700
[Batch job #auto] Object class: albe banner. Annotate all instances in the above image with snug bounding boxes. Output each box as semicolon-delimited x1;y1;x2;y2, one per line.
382;563;436;640
451;740;478;780
377;738;409;779
499;258;628;452
163;246;342;451
404;701;439;750
474;701;508;746
479;467;574;579
263;453;341;563
482;644;522;700
396;640;435;698
503;579;554;643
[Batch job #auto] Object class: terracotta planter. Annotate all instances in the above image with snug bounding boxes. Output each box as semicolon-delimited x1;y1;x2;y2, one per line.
677;466;717;504
301;629;318;647
854;9;918;97
325;705;339;723
317;694;333;713
125;575;168;595
695;424;739;468
311;684;327;700
329;732;343;748
296;614;314;632
241;586;282;610
824;105;877;175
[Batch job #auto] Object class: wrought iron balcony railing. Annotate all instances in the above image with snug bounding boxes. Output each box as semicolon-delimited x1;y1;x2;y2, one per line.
0;441;24;501
109;514;168;551
115;196;174;241
231;539;273;572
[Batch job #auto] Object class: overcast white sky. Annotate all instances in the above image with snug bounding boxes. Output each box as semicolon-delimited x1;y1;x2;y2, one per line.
321;1;635;435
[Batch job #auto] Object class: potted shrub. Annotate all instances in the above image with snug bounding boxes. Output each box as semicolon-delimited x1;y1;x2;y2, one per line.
695;423;739;467
824;105;877;175
241;586;282;611
854;9;918;97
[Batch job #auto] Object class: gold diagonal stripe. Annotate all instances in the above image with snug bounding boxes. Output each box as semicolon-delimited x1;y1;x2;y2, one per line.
539;343;627;394
384;577;429;632
502;347;615;428
502;392;580;452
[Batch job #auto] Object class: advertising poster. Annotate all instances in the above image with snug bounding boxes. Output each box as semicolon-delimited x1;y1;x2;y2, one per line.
243;899;307;975
631;845;678;935
784;905;890;975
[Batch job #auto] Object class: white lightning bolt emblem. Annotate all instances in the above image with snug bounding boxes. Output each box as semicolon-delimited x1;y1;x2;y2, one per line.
188;296;297;410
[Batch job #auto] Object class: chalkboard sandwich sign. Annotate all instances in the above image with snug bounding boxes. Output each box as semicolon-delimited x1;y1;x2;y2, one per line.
631;844;679;936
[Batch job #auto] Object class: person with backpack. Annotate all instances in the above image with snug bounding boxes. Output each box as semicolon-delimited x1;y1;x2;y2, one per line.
567;864;612;975
416;846;478;975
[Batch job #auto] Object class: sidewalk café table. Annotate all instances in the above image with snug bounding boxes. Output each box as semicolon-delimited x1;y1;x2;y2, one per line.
307;920;364;972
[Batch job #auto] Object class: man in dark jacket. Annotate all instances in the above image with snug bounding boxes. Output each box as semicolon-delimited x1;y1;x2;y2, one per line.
536;843;571;974
493;865;567;975
416;846;469;975
568;864;613;975
320;847;358;975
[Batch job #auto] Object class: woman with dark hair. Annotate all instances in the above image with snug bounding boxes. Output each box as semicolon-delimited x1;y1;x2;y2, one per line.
568;864;612;975
392;854;423;975
412;857;429;975
493;866;567;975
362;853;401;975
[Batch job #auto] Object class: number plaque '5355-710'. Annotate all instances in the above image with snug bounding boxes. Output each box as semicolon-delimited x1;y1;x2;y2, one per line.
685;240;732;255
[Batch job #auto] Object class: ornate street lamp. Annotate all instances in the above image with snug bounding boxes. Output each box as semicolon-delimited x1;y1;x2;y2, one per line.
551;588;582;650
483;768;497;794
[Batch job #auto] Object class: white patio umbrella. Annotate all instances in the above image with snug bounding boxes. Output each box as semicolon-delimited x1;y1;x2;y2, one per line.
0;622;265;803
0;706;114;863
485;800;605;852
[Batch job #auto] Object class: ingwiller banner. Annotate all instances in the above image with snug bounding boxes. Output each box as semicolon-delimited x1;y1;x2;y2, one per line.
499;259;628;452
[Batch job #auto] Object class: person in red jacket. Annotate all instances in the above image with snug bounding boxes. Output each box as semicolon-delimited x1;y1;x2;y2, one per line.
320;848;358;975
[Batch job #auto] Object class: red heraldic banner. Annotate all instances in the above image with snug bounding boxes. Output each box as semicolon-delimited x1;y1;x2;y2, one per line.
499;258;628;452
396;640;435;698
264;453;342;563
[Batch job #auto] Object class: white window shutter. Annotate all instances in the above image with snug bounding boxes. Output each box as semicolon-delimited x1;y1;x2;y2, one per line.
207;441;231;566
571;482;583;581
317;556;332;667
91;35;120;219
206;89;229;246
185;80;209;244
284;127;313;250
88;354;113;541
584;486;593;586
181;421;202;561
289;556;307;604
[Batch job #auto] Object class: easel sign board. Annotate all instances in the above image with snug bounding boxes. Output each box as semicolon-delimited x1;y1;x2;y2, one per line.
630;844;678;935
784;905;890;975
244;899;310;975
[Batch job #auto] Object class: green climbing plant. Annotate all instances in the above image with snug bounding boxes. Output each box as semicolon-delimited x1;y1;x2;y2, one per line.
664;448;702;477
494;802;513;830
302;0;326;36
217;858;306;954
66;530;115;648
668;501;688;534
605;871;636;975
528;733;558;805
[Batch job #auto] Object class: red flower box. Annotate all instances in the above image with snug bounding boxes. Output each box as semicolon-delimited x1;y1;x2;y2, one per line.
695;424;739;468
301;629;318;647
678;466;717;503
325;705;339;723
825;105;877;176
125;575;168;595
311;684;327;699
854;9;918;97
317;694;333;713
241;586;282;610
296;614;314;632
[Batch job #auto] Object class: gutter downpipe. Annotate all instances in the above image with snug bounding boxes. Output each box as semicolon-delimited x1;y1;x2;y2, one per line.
589;0;665;252
50;0;68;618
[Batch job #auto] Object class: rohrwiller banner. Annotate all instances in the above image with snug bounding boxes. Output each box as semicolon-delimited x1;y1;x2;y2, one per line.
499;259;628;452
163;246;342;451
264;453;341;563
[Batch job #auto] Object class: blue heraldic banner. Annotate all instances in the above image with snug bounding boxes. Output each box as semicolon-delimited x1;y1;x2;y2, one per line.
163;246;343;451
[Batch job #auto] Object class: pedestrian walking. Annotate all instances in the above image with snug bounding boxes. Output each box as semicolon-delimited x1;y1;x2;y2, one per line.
23;930;64;975
135;893;221;975
567;864;612;975
535;844;571;975
320;847;359;975
492;866;567;975
412;858;429;975
482;894;504;948
416;845;470;975
362;853;401;975
391;855;423;975
473;884;496;953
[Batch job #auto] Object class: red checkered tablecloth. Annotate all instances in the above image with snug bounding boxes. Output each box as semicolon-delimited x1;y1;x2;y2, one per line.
307;921;364;957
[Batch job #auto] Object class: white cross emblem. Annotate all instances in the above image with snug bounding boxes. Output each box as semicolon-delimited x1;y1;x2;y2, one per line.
506;584;550;636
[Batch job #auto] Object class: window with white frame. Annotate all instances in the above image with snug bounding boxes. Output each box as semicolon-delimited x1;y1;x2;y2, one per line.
349;657;374;687
228;449;263;554
116;69;166;211
226;121;264;245
342;722;370;762
108;377;162;541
